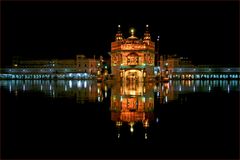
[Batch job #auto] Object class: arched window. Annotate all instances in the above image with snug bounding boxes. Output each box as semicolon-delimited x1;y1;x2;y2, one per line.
127;52;139;65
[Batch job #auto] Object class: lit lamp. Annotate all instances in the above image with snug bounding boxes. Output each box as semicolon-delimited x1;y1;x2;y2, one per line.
130;28;135;37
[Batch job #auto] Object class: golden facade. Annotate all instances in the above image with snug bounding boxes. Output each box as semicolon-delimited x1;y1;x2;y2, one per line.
111;25;155;82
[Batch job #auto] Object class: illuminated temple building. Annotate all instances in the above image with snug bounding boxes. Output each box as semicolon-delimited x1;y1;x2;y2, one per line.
110;25;155;82
0;25;239;80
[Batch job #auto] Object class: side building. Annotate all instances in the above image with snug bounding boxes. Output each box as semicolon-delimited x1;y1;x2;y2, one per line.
1;55;104;79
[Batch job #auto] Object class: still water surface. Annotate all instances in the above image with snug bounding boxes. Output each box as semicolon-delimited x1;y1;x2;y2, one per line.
1;80;239;159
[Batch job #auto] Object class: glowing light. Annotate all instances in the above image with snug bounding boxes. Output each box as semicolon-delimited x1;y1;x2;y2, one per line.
97;88;100;94
118;133;120;138
179;86;182;92
145;133;148;139
116;121;122;127
146;24;149;28
69;80;72;88
144;121;149;128
131;29;134;34
142;97;146;103
156;118;159;123
105;92;107;98
118;24;120;28
130;127;134;133
98;96;101;102
77;81;82;88
165;96;168;103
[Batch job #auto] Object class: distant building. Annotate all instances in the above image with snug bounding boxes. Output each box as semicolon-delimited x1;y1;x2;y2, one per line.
159;54;194;75
76;54;98;74
110;25;155;82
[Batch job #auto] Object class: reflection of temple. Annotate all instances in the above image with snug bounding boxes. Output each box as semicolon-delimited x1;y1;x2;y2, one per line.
111;25;155;82
110;82;154;137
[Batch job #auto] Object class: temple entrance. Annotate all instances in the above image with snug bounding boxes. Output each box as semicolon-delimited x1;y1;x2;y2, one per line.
124;70;143;82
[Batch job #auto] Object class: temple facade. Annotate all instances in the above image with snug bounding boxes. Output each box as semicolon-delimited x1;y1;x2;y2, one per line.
110;25;155;82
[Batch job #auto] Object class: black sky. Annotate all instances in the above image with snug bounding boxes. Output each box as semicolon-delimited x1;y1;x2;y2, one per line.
1;1;239;67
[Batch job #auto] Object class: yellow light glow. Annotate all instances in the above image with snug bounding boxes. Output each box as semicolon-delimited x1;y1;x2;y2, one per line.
130;127;134;133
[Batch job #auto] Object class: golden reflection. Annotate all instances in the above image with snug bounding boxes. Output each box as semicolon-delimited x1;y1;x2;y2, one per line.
111;82;154;134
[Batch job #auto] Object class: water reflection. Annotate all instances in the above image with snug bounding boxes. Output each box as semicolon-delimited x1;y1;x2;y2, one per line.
0;79;239;141
111;82;154;137
1;80;239;102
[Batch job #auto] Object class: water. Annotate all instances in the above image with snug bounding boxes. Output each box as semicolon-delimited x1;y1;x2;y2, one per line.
1;80;239;159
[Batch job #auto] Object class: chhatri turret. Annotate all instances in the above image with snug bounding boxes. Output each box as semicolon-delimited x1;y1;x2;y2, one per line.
143;24;151;44
115;25;123;41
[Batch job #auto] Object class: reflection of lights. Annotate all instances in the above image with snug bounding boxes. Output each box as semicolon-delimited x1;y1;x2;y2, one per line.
118;133;120;139
208;86;211;92
179;86;182;92
97;88;100;94
84;81;87;88
165;96;168;103
120;96;122;102
129;122;134;133
227;85;230;93
9;85;12;92
77;81;82;88
49;85;52;90
15;90;18;96
130;127;134;133
98;96;101;102
23;84;25;91
145;133;148;139
156;118;159;123
116;121;122;127
64;85;67;91
157;92;160;97
143;120;149;128
193;86;196;92
41;85;43;91
105;92;107;98
69;81;72;88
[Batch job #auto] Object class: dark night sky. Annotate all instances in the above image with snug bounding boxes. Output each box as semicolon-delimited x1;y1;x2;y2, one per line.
1;1;239;67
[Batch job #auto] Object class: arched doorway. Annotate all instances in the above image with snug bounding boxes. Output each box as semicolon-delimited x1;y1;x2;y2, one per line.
124;69;143;82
